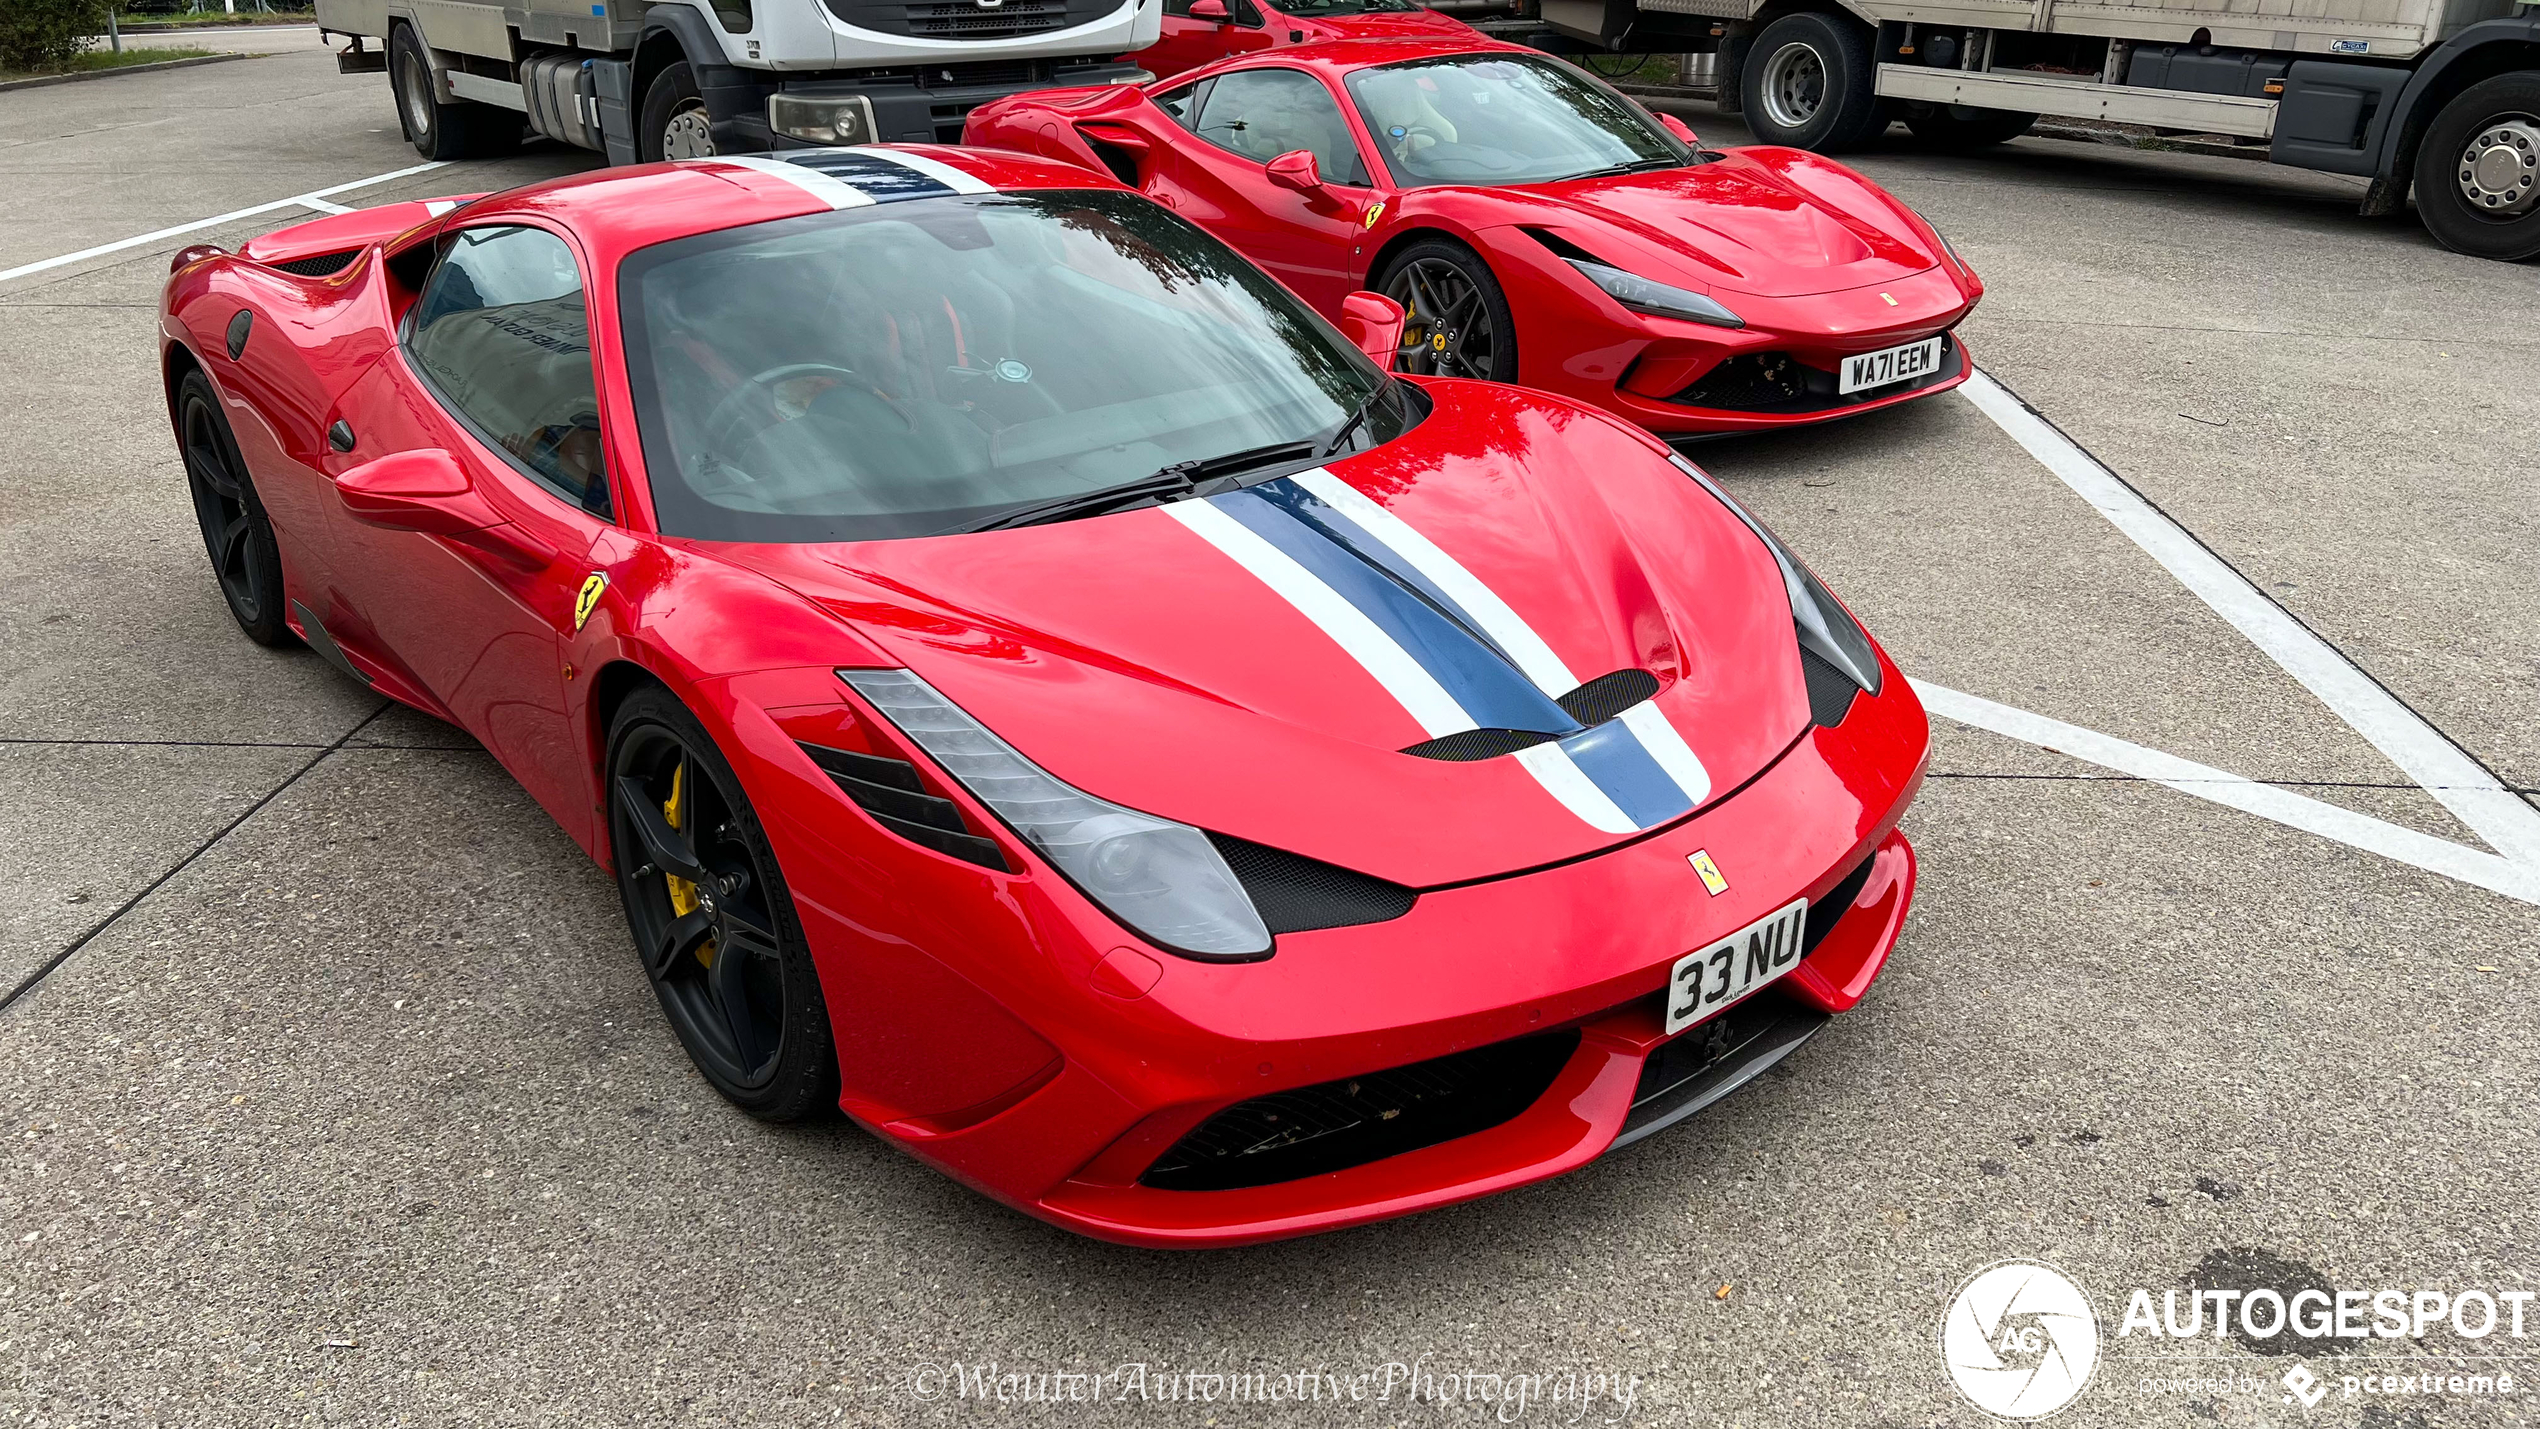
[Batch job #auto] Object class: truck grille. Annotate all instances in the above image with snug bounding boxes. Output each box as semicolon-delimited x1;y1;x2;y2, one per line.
823;0;1116;41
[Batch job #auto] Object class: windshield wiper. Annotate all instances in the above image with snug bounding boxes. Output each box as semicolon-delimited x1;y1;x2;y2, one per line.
1315;379;1392;460
953;438;1319;534
1570;157;1681;181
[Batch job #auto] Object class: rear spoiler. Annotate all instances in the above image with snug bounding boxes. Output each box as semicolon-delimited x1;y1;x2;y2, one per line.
237;196;489;269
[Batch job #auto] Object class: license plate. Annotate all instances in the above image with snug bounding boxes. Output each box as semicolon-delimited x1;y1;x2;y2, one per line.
1838;335;1943;394
1665;898;1808;1035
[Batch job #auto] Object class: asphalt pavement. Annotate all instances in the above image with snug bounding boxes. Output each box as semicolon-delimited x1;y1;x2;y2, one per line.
2;35;2534;1428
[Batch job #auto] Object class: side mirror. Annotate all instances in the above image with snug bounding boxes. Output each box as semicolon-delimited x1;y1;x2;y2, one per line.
1337;290;1405;370
335;448;496;536
1188;0;1230;20
1658;113;1700;146
1265;149;1324;194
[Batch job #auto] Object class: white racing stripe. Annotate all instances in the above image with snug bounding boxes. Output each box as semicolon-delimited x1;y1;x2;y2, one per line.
1514;745;1640;834
687;154;876;210
1917;681;2540;907
1960;369;2540;869
844;146;995;195
1292;466;1712;809
0;159;449;286
1163;500;1470;737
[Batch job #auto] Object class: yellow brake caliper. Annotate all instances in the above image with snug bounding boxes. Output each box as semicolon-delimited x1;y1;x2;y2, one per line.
662;762;717;968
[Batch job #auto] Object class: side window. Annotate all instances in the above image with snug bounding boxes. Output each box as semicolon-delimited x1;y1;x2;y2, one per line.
1191;67;1370;186
406;225;610;517
1154;79;1208;131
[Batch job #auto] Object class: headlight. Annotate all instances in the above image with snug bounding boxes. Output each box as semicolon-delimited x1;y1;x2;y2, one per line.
1928;224;1972;278
1565;258;1744;329
839;668;1273;960
1666;454;1882;695
768;92;876;147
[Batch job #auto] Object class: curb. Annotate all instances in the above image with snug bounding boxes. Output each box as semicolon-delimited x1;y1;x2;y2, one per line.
0;50;246;91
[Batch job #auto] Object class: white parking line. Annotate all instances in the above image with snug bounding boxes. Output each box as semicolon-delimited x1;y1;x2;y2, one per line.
1958;369;2540;869
0;160;449;287
1918;681;2540;906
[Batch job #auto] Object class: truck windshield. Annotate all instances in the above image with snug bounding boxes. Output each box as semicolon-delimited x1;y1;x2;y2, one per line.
1347;54;1690;187
617;190;1404;543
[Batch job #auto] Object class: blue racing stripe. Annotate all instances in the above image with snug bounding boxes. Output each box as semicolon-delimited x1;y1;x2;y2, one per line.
779;151;957;203
1246;478;1521;670
1211;490;1580;736
1558;718;1697;829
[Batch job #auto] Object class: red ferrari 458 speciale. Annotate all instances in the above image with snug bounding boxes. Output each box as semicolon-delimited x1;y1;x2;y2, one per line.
1132;0;1477;80
968;39;1983;439
160;143;1926;1247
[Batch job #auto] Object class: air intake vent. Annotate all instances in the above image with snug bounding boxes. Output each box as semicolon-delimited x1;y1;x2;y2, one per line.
1207;833;1415;934
1141;1030;1580;1191
1798;646;1859;727
1557;667;1659;725
267;250;357;278
799;742;1011;872
1401;668;1661;761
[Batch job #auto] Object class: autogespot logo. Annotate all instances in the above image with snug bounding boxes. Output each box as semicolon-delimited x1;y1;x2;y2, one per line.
1942;1260;2101;1419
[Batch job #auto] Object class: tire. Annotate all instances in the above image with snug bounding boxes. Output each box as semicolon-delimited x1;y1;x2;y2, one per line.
1905;103;2037;149
2411;72;2540;263
174;369;292;647
640;61;718;162
1374;239;1518;382
607;688;839;1121
1740;12;1885;152
389;24;513;161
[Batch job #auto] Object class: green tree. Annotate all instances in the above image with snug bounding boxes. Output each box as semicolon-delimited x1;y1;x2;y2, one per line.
0;0;112;73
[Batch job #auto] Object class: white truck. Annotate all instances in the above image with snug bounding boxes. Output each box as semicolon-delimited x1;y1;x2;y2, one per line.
317;0;1159;165
1534;0;2540;259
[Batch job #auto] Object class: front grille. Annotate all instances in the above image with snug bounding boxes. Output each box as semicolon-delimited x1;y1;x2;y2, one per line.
800;741;1011;871
266;250;356;278
1207;833;1415;934
1616;996;1828;1146
1668;334;1962;414
822;0;1115;41
1141;1030;1580;1191
1799;646;1859;727
1402;668;1661;762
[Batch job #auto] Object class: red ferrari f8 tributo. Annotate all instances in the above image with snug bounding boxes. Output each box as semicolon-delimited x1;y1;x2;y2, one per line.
968;39;1983;439
161;144;1927;1246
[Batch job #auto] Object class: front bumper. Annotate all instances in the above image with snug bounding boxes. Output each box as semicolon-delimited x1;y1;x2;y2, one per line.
741;645;1928;1249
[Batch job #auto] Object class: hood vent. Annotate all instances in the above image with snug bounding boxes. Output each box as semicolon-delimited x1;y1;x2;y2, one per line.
799;742;1012;872
1798;647;1860;727
1207;833;1415;934
266;250;357;278
1400;668;1660;762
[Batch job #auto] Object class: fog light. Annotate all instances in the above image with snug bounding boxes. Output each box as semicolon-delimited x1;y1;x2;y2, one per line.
768;92;877;146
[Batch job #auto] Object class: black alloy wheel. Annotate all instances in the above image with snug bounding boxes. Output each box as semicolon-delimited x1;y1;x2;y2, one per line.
1378;241;1517;381
176;369;290;646
607;689;837;1120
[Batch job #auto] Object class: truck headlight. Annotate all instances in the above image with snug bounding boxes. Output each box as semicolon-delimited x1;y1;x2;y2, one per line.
1566;258;1744;329
769;93;876;147
840;668;1273;959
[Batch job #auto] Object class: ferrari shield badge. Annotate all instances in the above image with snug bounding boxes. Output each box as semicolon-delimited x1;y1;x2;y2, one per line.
574;572;607;632
1688;849;1729;896
1361;201;1384;230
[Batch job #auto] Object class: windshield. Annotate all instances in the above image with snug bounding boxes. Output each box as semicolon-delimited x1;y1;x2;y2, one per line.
1346;55;1689;188
619;191;1404;543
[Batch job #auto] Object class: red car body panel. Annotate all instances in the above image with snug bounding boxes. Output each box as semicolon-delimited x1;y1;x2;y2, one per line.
965;39;1984;437
160;146;1928;1247
1129;0;1478;80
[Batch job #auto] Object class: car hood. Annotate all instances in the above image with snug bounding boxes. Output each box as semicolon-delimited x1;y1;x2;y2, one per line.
716;382;1813;887
1510;148;1941;299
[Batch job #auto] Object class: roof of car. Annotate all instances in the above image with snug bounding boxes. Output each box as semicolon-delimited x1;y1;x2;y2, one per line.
436;145;1130;257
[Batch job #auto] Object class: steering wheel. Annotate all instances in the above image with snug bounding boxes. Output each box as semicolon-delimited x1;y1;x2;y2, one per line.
699;362;905;460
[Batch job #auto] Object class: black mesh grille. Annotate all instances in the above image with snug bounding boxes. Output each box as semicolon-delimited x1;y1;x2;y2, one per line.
1668;335;1962;414
799;742;1011;872
267;250;356;278
1799;646;1860;727
820;0;1112;41
1141;1030;1581;1191
1207;833;1415;934
1558;668;1659;725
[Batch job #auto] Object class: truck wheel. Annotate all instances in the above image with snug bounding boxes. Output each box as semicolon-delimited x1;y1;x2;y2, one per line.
1741;12;1884;152
641;62;717;161
2411;73;2540;262
1906;104;2036;149
389;24;511;160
